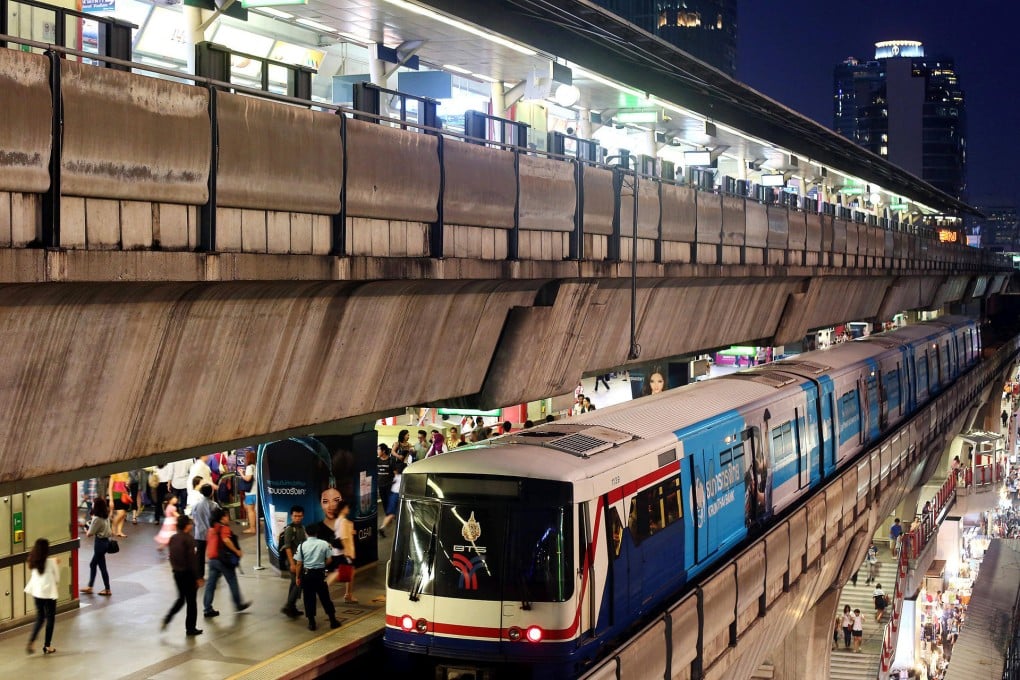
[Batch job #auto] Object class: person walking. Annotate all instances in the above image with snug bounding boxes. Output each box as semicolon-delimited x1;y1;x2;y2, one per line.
873;583;888;622
852;609;864;653
108;471;131;537
889;518;903;555
240;452;257;534
280;505;307;619
203;508;251;618
832;611;841;650
153;462;172;525
155;496;180;553
81;497;113;596
376;444;397;513
169;458;193;510
190;484;218;578
841;604;853;650
865;542;879;584
378;459;406;538
162;515;204;636
595;373;611;392
293;525;341;631
24;538;60;654
326;501;358;603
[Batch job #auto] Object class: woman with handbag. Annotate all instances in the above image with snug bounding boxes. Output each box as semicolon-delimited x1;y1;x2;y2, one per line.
81;497;113;596
24;538;60;654
327;501;357;603
108;471;131;537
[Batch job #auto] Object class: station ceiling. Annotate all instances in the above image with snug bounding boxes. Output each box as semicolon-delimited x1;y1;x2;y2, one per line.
278;0;976;216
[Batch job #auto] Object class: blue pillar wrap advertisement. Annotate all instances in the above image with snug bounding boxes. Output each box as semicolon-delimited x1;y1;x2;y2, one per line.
257;431;378;569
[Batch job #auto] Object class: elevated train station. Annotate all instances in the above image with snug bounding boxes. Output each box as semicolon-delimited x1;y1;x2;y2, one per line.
0;1;1017;678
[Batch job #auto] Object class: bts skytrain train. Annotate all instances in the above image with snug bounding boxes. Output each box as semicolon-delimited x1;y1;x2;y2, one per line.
384;316;980;679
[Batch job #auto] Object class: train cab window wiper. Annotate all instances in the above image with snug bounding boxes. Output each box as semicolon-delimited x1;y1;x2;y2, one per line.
410;522;438;602
519;575;533;611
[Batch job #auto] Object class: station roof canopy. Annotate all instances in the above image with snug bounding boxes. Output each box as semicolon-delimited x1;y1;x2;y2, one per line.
289;0;977;216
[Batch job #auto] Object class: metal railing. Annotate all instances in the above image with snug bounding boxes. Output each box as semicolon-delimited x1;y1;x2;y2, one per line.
0;31;1009;273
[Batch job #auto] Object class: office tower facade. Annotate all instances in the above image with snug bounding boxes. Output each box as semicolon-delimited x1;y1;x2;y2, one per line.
969;207;1019;251
833;41;966;199
593;0;737;77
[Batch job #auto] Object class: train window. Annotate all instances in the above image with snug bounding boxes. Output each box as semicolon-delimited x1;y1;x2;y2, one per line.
917;353;928;393
837;390;860;445
770;421;797;471
628;474;682;545
607;507;624;560
883;368;901;413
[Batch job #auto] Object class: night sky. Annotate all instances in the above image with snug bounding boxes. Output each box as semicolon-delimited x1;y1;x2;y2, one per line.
737;1;1020;209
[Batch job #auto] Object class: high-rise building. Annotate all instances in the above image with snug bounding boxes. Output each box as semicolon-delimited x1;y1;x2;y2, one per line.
969;207;1019;252
833;41;966;199
592;0;737;78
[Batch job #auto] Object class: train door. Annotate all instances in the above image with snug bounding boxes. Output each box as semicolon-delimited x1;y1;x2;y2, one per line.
904;351;915;413
863;367;880;443
819;384;837;474
877;364;889;430
689;452;714;565
603;497;629;625
801;384;822;487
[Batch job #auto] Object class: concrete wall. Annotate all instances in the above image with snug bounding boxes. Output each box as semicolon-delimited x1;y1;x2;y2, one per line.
0;269;1001;492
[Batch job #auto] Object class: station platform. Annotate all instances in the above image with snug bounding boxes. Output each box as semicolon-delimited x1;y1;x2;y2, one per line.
0;516;388;679
0;370;721;678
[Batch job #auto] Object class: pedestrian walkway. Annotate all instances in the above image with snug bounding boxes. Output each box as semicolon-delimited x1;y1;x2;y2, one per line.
830;562;890;680
0;511;388;679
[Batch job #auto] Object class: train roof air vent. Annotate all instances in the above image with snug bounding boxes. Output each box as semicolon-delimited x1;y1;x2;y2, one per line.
778;360;831;374
542;426;633;457
723;371;799;388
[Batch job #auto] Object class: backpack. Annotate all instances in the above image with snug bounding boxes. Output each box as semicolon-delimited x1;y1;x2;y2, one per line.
277;524;306;571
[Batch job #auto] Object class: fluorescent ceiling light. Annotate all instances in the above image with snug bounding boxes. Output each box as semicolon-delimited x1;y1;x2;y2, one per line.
338;31;368;45
382;0;536;56
443;63;472;74
473;73;499;82
573;67;642;99
295;17;337;32
139;56;182;70
257;8;294;19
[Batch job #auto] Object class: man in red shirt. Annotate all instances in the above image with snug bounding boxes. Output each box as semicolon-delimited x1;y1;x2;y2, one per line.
202;508;251;618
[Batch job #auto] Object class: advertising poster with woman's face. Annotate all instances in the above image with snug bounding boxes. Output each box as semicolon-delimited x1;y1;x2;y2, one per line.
258;432;378;567
629;362;671;399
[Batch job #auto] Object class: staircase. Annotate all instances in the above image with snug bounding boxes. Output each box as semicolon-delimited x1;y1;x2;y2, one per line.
829;557;892;680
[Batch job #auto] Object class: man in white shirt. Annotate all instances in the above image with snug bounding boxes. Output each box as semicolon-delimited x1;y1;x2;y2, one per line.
153;463;173;524
170;459;194;510
188;456;217;493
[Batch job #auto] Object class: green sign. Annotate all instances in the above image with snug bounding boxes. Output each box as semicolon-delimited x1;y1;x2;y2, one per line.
12;511;23;544
183;0;248;21
437;408;501;417
241;0;306;6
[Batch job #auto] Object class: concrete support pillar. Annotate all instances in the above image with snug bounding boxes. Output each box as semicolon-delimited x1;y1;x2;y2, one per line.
771;586;840;679
369;46;387;87
935;516;963;579
183;6;208;76
577;107;591;139
491;82;506;118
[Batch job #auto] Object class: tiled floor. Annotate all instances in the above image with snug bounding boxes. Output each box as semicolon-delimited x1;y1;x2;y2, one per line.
0;514;388;679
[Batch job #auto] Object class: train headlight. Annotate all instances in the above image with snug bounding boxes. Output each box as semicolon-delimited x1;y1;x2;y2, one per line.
416;618;429;633
507;626;522;641
525;626;544;642
401;615;415;631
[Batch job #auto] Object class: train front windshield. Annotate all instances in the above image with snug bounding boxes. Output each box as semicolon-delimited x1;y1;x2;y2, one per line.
388;474;573;603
